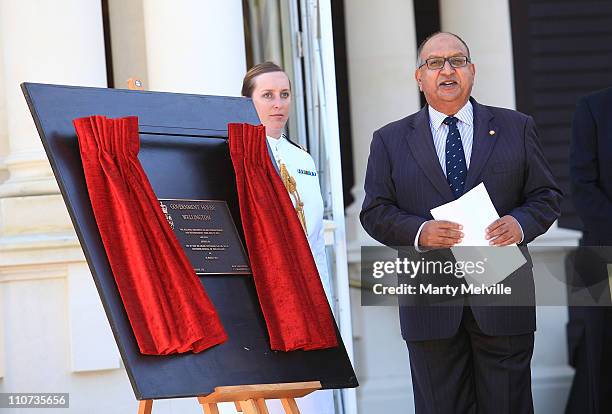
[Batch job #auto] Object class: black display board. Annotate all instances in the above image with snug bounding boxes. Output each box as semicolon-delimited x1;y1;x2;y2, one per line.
21;83;357;400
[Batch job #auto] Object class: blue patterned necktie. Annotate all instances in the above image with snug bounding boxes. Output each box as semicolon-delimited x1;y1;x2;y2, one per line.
444;116;467;198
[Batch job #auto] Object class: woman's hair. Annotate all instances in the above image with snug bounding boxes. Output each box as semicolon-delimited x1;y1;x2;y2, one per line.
241;61;288;97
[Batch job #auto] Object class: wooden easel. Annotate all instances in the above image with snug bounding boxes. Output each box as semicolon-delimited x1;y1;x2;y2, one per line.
138;381;321;414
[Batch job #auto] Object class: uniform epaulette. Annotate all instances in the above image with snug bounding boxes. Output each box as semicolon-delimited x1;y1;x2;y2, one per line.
285;136;308;153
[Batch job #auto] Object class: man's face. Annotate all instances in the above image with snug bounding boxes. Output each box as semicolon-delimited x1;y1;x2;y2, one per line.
415;34;475;113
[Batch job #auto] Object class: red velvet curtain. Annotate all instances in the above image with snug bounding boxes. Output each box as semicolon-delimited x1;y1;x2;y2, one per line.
228;123;338;351
73;115;227;355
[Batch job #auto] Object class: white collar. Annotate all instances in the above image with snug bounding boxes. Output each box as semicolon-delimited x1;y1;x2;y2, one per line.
267;134;286;150
428;100;473;131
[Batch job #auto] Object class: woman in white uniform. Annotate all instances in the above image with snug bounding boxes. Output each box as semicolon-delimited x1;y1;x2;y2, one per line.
241;62;335;414
241;62;332;302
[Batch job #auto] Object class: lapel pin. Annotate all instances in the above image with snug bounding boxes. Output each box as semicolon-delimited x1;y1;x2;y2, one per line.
489;130;496;136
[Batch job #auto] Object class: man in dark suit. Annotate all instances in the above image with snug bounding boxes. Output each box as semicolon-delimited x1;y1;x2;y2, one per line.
566;87;612;414
360;32;562;413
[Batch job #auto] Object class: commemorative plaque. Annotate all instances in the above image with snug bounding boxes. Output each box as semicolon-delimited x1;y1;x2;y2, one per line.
159;199;251;275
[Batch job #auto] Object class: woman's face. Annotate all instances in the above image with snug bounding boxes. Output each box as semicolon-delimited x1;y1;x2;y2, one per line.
250;71;291;137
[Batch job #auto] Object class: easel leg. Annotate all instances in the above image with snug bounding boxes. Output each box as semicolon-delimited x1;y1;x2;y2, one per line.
138;400;153;414
254;398;269;414
202;403;220;414
241;398;272;414
280;398;301;414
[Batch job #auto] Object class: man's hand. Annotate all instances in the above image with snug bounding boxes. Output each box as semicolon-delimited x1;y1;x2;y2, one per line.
418;220;463;248
485;215;522;246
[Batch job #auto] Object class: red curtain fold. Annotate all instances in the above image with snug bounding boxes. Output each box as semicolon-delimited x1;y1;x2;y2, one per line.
228;123;338;351
73;115;227;355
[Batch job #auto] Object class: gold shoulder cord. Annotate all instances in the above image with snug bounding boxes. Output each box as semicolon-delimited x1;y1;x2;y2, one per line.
279;162;308;235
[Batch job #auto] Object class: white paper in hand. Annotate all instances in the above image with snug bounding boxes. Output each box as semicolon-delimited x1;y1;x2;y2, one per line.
430;183;499;246
430;183;527;287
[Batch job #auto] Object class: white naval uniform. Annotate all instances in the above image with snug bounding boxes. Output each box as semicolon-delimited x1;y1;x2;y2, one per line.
266;134;336;414
266;135;332;301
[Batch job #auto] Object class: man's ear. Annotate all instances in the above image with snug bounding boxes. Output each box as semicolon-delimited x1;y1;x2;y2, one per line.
414;69;422;91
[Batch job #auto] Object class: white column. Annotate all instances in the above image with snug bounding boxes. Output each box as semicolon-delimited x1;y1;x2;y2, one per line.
0;0;119;399
142;0;246;96
439;0;516;109
343;1;420;412
0;0;107;197
343;0;421;251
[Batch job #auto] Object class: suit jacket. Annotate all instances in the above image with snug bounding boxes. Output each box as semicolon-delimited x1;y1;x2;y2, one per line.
570;87;612;245
566;88;612;414
360;98;562;341
568;87;612;297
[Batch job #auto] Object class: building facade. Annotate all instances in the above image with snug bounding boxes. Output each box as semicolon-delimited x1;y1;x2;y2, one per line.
2;0;610;413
